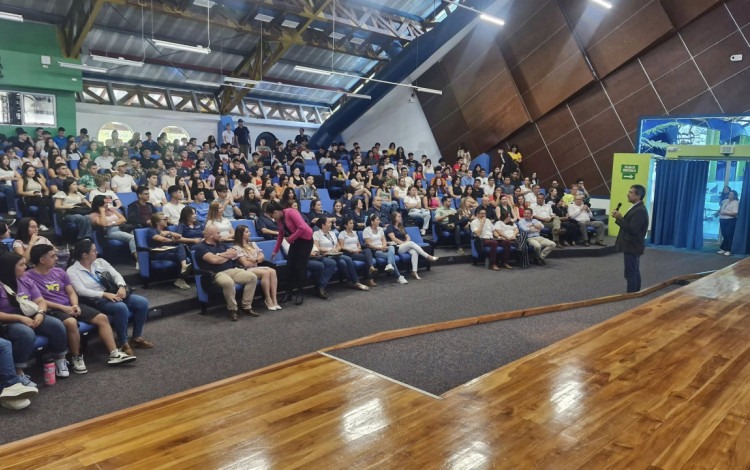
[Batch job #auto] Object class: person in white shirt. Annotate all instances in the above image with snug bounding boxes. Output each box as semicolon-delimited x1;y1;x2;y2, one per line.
87;174;122;209
398;167;414;188
362;213;406;284
162;185;185;225
145;171;167;207
403;185;431;235
221;123;233;146
492;218;517;269
300;144;315;160
531;193;562;246
470;207;502;271
517;208;555;265
567;195;605;246
94;153;114;172
718;189;739;255
110;161;137;193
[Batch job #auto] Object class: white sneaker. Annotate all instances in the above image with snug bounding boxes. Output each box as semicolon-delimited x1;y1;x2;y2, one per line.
724;251;731;256
39;224;50;232
108;350;137;365
0;397;30;410
7;210;16;216
135;262;139;271
420;229;426;236
0;383;38;400
71;355;87;375
173;278;191;289
55;358;70;378
384;264;394;272
718;250;725;254
397;276;408;285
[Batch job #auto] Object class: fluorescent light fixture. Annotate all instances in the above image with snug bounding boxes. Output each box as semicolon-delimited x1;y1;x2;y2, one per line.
193;0;215;7
416;87;443;96
479;13;505;26
185;79;222;86
443;1;505;26
350;37;364;45
224;77;261;86
293;65;442;95
329;32;345;40
0;11;23;22
59;62;109;73
254;13;274;22
152;39;211;54
346;93;372;100
294;65;332;76
281;19;299;28
90;54;144;67
591;0;613;8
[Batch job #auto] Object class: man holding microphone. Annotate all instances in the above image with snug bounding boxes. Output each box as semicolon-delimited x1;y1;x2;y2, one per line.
611;185;649;293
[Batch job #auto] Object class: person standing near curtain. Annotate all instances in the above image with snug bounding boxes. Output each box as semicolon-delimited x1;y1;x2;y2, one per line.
612;185;649;293
269;201;313;305
718;190;739;256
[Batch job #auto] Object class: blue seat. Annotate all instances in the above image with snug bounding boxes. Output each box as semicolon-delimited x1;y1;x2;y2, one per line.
257;240;285;267
134;228;181;286
1;238;13;250
431;212;470;247
68;160;80;172
304;163;321;176
33;335;49;351
230;219;264;242
53;212;79;244
92;230;130;262
117;193;138;216
189;249;259;315
300;199;311;213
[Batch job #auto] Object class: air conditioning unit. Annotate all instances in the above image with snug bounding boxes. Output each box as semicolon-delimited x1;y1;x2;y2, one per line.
720;145;735;155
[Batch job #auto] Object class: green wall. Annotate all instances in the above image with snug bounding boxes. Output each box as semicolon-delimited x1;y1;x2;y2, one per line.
0;21;80;138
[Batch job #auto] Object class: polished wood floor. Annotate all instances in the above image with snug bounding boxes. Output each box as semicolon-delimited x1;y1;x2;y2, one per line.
2;260;750;469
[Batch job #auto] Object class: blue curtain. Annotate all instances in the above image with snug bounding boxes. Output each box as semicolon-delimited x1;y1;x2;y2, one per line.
731;166;750;254
650;160;709;250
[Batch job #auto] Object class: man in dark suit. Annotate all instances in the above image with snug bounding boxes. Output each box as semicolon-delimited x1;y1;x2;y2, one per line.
612;184;649;293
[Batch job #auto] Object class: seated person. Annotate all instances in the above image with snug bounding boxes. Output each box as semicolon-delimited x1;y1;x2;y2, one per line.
162;185;186;225
13;217;55;264
189;188;210;225
145;171;167;208
338;217;376;287
518;208;556;265
362;213;406;285
239;187;262;220
87;174;122;209
306;198;329;228
110;161;137;193
26;244;136;373
90;195;137;264
567;195;605;246
282;238;336;299
193;225;258;321
531;193;561;246
470;207;503;271
434;195;467;254
0;337;38;410
205;200;234;242
67;239;153;356
232;225;280;311
492;218;518;270
312;218;369;291
552;198;578;246
0;252;68;387
299;175;319;200
175;206;204;245
147;213;192;290
347;198;367;231
53;177;94;241
127;185;156;229
386;211;438;280
255;210;280;240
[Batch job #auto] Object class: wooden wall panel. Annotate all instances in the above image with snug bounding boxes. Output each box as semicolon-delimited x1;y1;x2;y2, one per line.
440;23;500;81
694;32;750;87
578;107;627;153
671;91;723;115
521;53;594;119
639;34;692;80
506;123;547;158
558;156;606;190
601;60;650;104
727;0;750;26
680;5;738;54
651;61;708;111
545;129;589;170
451;47;509;106
536;105;577;143
613;86;666;134
468;96;530;152
713;68;750;113
568;83;612;125
659;0;722;28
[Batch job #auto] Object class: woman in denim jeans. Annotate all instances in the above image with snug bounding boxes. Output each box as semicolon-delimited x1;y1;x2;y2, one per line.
89;194;137;265
0;252;68;387
362;214;408;285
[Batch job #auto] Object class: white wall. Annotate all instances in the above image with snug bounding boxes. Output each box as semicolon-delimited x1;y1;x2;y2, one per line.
340;86;441;159
76;103;318;145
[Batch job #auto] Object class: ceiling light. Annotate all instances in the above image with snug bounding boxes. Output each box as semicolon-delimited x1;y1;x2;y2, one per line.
415;87;443;96
443;1;505;27
591;0;613;8
225;77;262;86
0;11;23;22
185;79;222;86
346;93;372;100
59;62;109;74
281;19;299;28
152;39;211;54
254;13;274;22
90;54;144;67
192;0;215;7
350;37;364;45
329;32;345;40
294;65;332;76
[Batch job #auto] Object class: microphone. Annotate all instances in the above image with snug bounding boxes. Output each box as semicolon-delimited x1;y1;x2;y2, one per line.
615;202;622;212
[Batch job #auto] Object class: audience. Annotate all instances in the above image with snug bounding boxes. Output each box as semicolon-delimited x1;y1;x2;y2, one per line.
232;225;280;310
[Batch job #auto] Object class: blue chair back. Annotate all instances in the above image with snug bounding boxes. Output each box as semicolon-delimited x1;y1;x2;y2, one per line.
256;240;286;266
230;219;264;241
189;249;209;304
134;228;151;278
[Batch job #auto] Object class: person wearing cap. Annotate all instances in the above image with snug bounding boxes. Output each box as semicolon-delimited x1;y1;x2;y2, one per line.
111;161;137;193
233;119;251;158
162;185;186;225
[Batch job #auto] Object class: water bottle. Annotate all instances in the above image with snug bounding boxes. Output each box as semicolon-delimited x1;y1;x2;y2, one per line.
43;360;56;386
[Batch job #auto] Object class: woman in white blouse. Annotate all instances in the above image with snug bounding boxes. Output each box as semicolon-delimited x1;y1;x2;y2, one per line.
403;185;431;235
362;214;407;285
338;217;376;287
312;218;368;291
718;189;739;256
89;195;137;264
232;225;280;310
205;200;234;242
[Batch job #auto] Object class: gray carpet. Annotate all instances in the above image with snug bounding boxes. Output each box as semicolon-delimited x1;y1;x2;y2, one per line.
0;248;739;445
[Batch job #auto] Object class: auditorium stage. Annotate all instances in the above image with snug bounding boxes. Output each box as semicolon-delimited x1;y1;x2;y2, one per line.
1;258;749;469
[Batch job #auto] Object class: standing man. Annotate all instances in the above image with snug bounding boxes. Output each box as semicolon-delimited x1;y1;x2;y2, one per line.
233;119;251;159
221;123;233;146
294;128;309;145
611;184;649;293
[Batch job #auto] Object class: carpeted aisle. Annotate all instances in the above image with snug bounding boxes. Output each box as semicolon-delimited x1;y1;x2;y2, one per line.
0;248;739;444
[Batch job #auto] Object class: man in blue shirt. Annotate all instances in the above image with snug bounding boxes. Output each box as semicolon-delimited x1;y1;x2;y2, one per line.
190;189;210;224
233;119;251;158
518;208;555;265
53;127;68;149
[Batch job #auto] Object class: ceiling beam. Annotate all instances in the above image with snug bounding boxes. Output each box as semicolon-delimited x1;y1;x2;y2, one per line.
61;0;108;58
219;0;336;114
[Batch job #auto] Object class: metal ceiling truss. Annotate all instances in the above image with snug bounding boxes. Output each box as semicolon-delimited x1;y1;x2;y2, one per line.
321;1;426;43
61;0;108;58
219;0;334;114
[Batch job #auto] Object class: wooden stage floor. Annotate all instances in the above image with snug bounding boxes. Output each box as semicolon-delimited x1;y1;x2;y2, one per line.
2;259;750;469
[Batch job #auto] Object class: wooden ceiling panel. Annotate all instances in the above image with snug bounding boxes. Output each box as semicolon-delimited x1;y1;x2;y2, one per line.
660;0;722;29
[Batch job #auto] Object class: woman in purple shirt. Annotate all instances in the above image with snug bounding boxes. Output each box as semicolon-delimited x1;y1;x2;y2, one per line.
269;200;313;305
0;252;68;386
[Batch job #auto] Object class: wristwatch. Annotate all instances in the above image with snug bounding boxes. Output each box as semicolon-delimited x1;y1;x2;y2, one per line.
117;284;127;289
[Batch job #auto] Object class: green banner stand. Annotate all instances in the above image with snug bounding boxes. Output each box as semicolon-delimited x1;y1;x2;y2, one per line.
609;153;652;237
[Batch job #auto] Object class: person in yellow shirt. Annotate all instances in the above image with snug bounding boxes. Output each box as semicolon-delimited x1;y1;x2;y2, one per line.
508;144;522;165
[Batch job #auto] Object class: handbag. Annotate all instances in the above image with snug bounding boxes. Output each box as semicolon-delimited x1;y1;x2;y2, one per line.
2;284;39;317
97;270;123;294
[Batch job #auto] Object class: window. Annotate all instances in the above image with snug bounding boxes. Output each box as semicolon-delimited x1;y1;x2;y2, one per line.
160;126;189;146
97;122;133;147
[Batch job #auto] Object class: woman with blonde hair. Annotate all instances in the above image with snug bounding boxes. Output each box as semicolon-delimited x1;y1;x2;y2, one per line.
205;200;234;241
233;225;280;310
